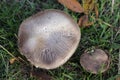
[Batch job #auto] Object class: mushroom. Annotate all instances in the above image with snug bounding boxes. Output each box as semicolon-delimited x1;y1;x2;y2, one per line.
18;9;80;69
80;48;110;74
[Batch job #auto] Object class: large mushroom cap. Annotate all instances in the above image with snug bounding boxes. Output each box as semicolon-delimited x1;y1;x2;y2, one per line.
18;9;80;69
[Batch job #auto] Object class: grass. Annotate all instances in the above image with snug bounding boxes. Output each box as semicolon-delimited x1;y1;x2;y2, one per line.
0;0;120;80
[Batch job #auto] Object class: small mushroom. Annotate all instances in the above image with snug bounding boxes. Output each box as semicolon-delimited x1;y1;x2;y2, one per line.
18;9;80;69
80;48;110;74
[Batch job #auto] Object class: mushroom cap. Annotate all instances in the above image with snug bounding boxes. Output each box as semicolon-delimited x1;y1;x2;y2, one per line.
18;9;80;69
80;49;110;74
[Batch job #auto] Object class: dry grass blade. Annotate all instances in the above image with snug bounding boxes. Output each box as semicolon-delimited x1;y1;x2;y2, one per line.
95;4;99;18
58;0;84;13
98;19;113;27
112;0;115;13
91;16;113;27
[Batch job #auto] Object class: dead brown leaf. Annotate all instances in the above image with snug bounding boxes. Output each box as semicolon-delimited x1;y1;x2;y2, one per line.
78;15;94;27
78;15;88;27
58;0;98;27
58;0;84;13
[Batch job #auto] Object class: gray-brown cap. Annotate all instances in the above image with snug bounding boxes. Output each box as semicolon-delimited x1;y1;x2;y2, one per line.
18;9;80;69
80;49;110;74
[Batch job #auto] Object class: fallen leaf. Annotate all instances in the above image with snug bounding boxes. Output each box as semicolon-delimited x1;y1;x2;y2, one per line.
78;15;88;26
78;15;94;27
58;0;84;13
82;0;95;14
10;58;16;64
